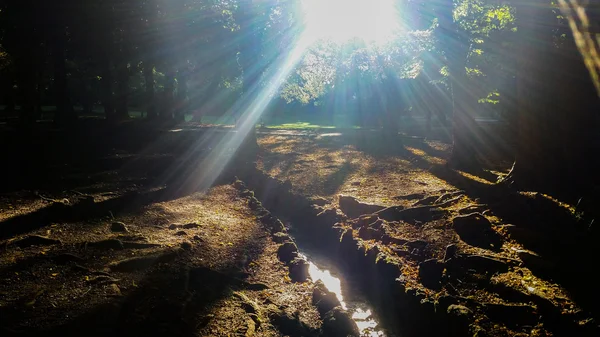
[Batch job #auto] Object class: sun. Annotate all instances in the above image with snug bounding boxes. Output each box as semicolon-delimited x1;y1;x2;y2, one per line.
301;0;400;44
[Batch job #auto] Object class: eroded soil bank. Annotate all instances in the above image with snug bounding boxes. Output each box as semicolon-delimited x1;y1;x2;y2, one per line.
236;132;600;337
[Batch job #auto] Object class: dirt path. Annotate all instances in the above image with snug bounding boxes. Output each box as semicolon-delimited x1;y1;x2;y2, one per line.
0;184;323;337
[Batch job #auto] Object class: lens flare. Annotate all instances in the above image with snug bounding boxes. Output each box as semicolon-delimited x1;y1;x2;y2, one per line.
302;0;399;44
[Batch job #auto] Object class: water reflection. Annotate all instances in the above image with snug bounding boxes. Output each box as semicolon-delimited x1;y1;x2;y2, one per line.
301;254;385;337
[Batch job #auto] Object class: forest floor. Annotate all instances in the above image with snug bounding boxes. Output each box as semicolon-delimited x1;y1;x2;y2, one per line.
255;131;599;337
0;123;598;337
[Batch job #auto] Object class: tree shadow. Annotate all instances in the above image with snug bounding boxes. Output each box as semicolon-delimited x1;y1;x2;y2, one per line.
426;164;600;322
321;161;356;196
1;223;270;337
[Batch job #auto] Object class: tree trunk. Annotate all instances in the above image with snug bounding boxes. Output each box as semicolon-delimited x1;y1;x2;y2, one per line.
115;61;129;120
17;51;38;126
506;0;600;197
174;68;188;123
100;55;115;121
144;61;157;119
53;40;76;127
159;68;175;120
2;73;16;113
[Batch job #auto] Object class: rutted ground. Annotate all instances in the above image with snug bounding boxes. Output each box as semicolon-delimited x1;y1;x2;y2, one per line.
1;126;598;337
254;132;599;337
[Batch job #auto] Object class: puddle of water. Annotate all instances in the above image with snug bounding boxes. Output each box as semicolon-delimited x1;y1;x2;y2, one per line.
301;254;385;337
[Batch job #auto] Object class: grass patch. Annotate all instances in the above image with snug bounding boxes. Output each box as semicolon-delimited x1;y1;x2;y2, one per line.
265;122;337;130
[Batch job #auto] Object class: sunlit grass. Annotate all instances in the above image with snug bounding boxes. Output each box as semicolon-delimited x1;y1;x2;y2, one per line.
265;122;336;130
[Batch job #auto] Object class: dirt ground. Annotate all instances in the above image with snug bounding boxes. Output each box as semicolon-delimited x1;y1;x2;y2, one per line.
256;131;599;337
0;130;322;337
0;126;598;337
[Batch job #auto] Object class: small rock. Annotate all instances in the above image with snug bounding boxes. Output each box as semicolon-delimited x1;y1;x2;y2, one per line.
453;213;503;250
277;242;298;263
193;235;204;242
312;280;340;315
168;224;179;230
447;304;473;317
357;226;384;241
447;304;473;335
182;223;201;229
87;239;124;250
288;258;310;282
436;295;458;312
110;222;128;232
269;306;313;336
272;232;291;243
240;189;254;198
180;242;193;250
233;180;246;189
175;230;187;236
351;181;361;186
419;259;445;289
248;198;263;211
338;195;385;218
270;219;286;233
443;244;458;262
12;235;61;248
322;306;360;337
472;325;489;337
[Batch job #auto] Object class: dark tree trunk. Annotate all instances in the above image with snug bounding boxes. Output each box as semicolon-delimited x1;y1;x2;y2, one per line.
144;61;157;119
115;61;129;120
159;68;175;120
506;0;600;197
2;73;16;113
81;79;93;115
192;79;220;122
17;52;38;126
174;68;188;123
53;40;76;126
100;55;115;121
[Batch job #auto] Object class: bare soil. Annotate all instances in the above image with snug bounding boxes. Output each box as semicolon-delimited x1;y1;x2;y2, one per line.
256;131;599;337
0;125;598;337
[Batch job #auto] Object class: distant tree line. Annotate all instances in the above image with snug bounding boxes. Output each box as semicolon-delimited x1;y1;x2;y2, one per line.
0;0;599;195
